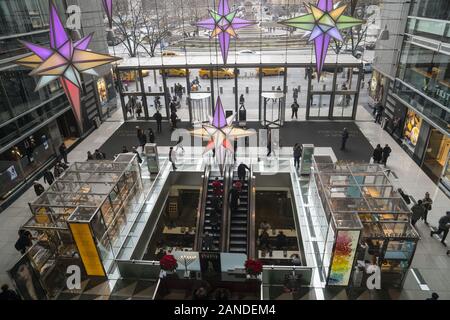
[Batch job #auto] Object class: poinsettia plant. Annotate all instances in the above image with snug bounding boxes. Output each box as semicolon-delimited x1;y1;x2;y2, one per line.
244;259;263;275
159;254;178;271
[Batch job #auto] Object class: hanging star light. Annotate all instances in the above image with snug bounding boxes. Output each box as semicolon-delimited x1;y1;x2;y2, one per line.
280;0;363;79
191;97;254;174
14;0;121;128
102;0;113;29
197;0;255;64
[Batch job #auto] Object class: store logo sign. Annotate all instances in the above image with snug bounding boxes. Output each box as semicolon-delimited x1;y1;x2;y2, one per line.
66;265;81;290
66;5;81;30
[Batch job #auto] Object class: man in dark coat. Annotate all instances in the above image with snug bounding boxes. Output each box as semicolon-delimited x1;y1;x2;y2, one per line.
237;163;250;181
382;144;392;166
153;111;163;133
340;128;349;150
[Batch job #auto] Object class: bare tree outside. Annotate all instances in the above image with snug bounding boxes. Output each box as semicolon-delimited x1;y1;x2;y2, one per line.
113;0;143;58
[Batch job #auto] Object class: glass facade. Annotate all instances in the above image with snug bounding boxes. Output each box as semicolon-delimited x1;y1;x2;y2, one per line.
409;0;450;21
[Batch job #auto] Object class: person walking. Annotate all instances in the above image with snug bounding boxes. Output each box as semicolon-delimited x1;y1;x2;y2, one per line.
237;163;250;181
372;144;383;164
411;200;425;226
422;192;433;225
397;188;411;205
430;211;450;246
15;229;34;255
170;111;178;130
382;144;392;166
135;98;143;118
340;128;349;150
59;142;68;164
175;136;185;153
293;88;299;101
291;100;299;119
153;110;163;133
33;181;45;196
148;128;155;144
239;94;245;106
132;147;143;164
94;149;105;160
267;128;272;156
293;143;302;169
53;162;64;178
43;169;55;185
375;102;384;124
169;147;177;171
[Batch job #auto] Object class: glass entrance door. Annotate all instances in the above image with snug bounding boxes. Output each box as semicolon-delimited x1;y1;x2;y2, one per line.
189;92;212;124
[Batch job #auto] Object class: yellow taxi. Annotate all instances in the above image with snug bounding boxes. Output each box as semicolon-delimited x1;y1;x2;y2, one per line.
162;51;177;57
257;67;286;76
159;68;189;77
199;68;235;79
119;69;150;81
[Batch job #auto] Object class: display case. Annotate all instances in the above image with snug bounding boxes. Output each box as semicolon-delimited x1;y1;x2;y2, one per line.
313;162;420;289
10;154;144;299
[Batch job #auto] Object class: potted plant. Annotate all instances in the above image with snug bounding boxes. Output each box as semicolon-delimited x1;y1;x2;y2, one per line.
244;259;263;279
159;254;178;278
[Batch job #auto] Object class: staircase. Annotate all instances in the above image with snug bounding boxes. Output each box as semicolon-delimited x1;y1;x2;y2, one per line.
228;171;250;254
201;175;223;251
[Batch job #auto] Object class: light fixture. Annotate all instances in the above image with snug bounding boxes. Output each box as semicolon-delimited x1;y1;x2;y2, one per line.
378;25;390;41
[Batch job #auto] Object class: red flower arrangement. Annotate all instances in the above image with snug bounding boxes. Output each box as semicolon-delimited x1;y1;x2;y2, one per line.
159;254;178;271
244;259;263;275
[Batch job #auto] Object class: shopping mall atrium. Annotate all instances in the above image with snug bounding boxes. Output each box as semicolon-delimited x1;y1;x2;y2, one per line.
0;0;449;302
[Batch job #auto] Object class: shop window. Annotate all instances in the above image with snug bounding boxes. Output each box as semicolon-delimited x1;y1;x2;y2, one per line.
423;130;450;182
402;110;422;150
97;78;108;105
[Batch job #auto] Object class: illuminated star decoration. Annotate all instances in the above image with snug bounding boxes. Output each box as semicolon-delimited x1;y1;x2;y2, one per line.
191;97;254;174
102;0;113;29
280;0;363;79
14;1;121;128
197;0;255;64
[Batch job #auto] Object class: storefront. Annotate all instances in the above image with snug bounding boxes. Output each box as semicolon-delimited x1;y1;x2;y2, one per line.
96;71;118;118
402;109;423;152
369;70;388;103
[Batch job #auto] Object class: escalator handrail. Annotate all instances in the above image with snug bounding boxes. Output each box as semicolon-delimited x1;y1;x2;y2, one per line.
221;164;232;252
194;165;210;251
248;164;257;260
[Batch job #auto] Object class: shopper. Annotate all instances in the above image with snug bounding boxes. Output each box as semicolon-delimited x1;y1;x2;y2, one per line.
430;211;450;246
374;102;384;124
381;144;392;166
422;192;433;225
0;284;20;300
148;128;155;144
33;181;45;196
340;128;349;151
87;151;94;160
275;231;288;250
372;144;383;164
293;88;299;101
15;229;33;254
170;111;178;130
203;232;213;251
229;185;240;213
132;147;143;164
239;94;245;106
212;177;223;197
237;163;250;181
293;143;302;169
94;149;105;160
267;128;272;156
233;180;243;193
169;147;177;171
43;169;55;185
135;98;143;118
153;110;163;133
259;230;270;250
411;200;425;226
291;100;299;119
53;162;64;178
59;142;68;164
397;188;411;205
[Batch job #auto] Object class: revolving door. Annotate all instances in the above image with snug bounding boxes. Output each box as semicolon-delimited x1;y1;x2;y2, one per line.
260;92;285;127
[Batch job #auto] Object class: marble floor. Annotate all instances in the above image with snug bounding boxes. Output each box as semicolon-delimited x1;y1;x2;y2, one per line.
0;102;449;300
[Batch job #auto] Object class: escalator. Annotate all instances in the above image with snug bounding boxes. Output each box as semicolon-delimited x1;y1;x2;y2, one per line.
194;166;224;252
227;166;255;256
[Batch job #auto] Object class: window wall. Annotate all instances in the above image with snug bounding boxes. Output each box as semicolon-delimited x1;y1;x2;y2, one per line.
409;0;450;21
398;41;450;108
